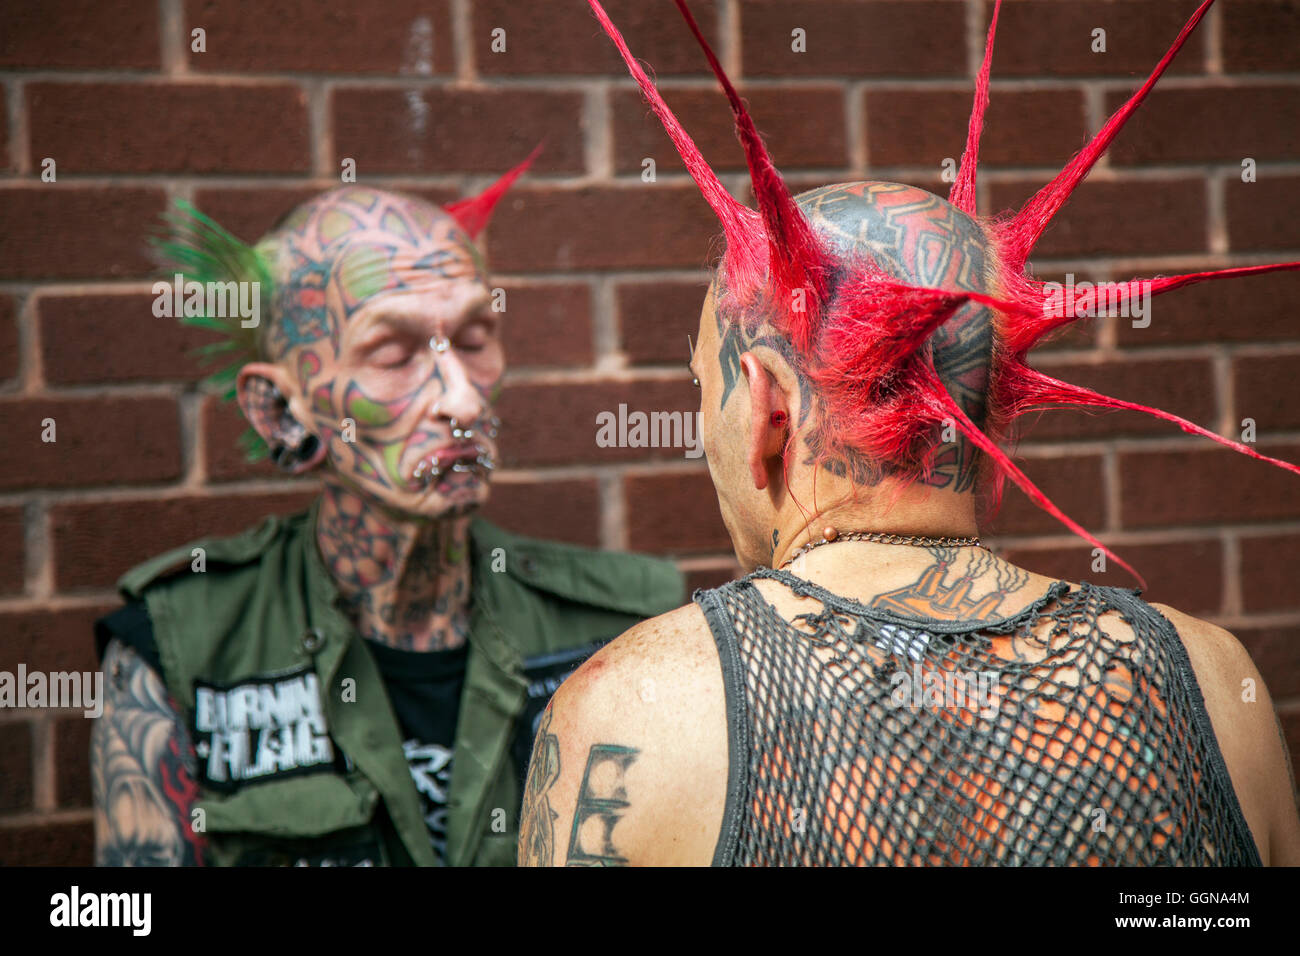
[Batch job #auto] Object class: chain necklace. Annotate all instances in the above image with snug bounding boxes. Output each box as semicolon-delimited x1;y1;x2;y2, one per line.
779;529;985;569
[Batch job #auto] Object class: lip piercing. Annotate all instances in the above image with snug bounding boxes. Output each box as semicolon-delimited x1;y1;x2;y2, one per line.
486;416;500;439
430;336;450;353
413;459;443;488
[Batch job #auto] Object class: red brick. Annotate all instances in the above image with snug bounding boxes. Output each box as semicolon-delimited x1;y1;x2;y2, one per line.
1013;356;1216;443
1222;1;1300;73
472;0;720;76
1115;265;1300;347
1109;85;1300;165
0;819;94;866
332;88;584;175
192;187;339;244
0;506;24;596
613;85;846;174
54;717;92;809
988;178;1207;258
186;0;454;74
866;89;1086;170
50;490;318;592
27;82;309;174
996;538;1224;616
990;0;1208;77
0;723;33;814
1235;352;1300;433
202;396;282;483
740;1;967;78
684;562;743;594
0;85;8;172
480;479;601;547
0;0;160;69
1236;624;1300;699
1282;710;1300;790
38;293;212;386
0;605;110;675
496;380;700;468
0;397;181;492
0;295;17;382
981;453;1107;537
0;187;165;280
498;282;594;369
1118;440;1300;528
624;471;730;555
486;185;720;273
1240;532;1300;613
618;280;711;366
1226;175;1300;253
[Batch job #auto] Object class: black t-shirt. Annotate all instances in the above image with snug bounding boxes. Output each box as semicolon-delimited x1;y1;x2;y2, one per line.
361;639;466;864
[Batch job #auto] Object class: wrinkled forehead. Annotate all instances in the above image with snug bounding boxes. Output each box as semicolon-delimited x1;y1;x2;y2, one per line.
259;186;489;356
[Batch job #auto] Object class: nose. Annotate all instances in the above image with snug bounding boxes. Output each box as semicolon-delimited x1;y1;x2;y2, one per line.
428;348;484;427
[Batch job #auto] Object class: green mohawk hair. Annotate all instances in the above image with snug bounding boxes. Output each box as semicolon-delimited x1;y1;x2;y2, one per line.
150;199;275;461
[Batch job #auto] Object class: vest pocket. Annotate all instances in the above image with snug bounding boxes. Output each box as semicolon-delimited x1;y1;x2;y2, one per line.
198;770;380;839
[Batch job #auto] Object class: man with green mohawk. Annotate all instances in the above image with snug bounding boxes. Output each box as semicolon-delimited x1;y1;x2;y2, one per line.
90;163;684;867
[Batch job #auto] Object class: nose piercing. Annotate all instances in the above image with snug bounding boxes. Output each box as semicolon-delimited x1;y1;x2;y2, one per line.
430;335;450;353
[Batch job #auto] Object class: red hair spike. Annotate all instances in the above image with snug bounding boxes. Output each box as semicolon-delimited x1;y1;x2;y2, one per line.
948;0;1003;215
444;142;543;239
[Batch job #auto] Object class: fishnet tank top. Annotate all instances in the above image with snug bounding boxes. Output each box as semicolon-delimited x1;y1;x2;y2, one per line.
695;568;1260;866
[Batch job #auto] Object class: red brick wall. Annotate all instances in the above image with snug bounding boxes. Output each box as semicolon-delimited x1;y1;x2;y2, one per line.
1;0;1298;864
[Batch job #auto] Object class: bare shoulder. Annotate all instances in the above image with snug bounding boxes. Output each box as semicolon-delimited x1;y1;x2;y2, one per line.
1146;601;1300;865
518;603;728;867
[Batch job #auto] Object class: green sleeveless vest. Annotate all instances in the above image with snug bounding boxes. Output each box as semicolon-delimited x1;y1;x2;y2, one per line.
114;500;683;866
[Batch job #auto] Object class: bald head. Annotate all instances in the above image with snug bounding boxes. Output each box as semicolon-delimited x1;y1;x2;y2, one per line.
254;185;485;363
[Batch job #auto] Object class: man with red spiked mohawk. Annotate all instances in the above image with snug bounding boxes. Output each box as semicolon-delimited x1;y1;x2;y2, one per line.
519;0;1300;866
90;160;684;867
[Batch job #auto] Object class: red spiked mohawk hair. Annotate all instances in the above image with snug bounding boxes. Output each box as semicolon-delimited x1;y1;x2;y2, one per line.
591;0;1300;587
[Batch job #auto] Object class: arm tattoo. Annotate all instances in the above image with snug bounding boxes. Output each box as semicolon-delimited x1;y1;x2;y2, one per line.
92;640;205;866
565;744;639;867
518;706;562;866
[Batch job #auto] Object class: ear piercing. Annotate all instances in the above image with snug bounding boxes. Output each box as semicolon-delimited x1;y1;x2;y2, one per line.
270;430;320;471
770;410;788;428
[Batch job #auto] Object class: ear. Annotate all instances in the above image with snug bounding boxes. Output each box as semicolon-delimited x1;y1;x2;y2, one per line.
236;361;328;474
740;352;788;491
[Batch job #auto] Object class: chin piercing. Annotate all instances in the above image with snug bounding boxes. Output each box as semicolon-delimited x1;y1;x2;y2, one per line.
413;459;443;488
